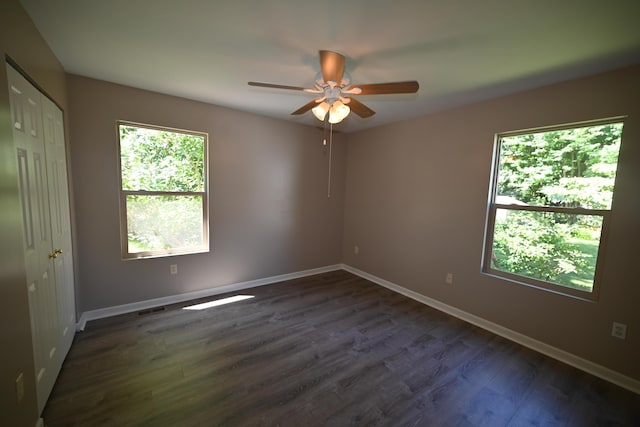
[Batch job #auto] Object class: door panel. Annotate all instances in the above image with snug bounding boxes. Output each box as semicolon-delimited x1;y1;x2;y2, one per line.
7;64;75;415
43;96;76;351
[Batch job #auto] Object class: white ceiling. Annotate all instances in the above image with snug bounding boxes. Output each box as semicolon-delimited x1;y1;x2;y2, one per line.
20;0;640;133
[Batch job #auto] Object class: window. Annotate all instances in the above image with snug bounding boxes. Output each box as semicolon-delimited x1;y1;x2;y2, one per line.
117;121;208;259
483;119;624;299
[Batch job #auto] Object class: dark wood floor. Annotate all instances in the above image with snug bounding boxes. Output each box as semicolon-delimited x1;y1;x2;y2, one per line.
43;270;639;426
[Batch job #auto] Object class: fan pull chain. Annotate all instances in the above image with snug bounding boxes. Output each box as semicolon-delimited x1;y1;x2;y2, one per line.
322;114;327;146
327;122;333;198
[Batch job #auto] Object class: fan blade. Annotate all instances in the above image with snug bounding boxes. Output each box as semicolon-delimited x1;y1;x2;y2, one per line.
248;81;306;91
346;97;375;118
351;81;419;95
319;50;345;85
291;99;319;115
341;87;362;95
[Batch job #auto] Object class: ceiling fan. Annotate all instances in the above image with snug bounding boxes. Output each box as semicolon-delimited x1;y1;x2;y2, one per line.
248;50;419;124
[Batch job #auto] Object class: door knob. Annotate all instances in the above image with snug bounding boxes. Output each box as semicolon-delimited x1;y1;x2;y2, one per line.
48;252;58;259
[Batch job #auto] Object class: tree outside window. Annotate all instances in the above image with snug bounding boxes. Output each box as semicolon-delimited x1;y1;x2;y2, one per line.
118;122;208;259
485;120;623;298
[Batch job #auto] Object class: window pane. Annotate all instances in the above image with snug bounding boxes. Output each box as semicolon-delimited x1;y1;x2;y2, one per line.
497;123;622;209
119;125;205;192
491;209;603;292
126;195;204;253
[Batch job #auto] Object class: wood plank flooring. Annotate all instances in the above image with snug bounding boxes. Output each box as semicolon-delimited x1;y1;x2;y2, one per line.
43;270;640;426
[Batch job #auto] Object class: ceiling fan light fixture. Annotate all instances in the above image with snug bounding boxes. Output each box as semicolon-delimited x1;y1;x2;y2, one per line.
328;101;350;124
249;50;419;122
312;102;330;121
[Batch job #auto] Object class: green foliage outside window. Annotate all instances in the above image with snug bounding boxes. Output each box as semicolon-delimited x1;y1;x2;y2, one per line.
126;195;203;252
119;125;205;192
119;124;207;255
492;210;596;290
490;122;623;292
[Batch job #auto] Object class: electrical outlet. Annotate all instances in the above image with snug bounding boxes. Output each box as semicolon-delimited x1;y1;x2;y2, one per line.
445;273;453;285
170;264;178;275
611;322;627;340
16;372;24;403
354;245;359;255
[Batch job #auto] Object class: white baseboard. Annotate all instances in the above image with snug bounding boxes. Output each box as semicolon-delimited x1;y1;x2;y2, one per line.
76;264;342;331
341;264;640;395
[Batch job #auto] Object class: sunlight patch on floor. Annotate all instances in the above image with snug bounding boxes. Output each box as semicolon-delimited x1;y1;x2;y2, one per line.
182;295;254;310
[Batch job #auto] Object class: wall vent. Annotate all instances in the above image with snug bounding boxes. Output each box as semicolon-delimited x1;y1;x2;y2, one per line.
137;306;166;316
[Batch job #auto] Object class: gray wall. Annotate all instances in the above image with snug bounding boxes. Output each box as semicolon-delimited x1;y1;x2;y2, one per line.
67;75;346;312
342;65;640;381
0;1;70;425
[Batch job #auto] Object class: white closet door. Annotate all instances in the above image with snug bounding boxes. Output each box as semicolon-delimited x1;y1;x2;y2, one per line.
42;96;76;356
7;64;76;415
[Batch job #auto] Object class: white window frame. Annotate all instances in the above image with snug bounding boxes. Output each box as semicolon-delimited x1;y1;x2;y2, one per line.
117;121;209;259
482;117;625;301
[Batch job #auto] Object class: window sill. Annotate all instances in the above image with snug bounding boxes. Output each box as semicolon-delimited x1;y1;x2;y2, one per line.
481;270;598;302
